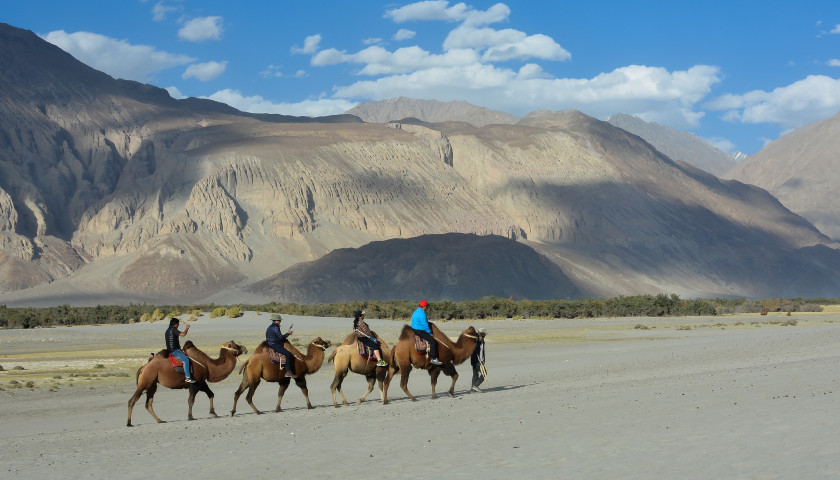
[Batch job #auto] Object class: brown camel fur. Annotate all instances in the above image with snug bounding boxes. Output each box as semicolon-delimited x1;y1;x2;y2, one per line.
230;337;331;415
127;340;247;426
327;331;391;407
383;323;478;403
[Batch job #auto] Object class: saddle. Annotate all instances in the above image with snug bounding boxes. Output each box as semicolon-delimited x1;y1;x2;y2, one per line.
357;340;376;360
268;348;286;367
414;335;428;355
167;353;192;376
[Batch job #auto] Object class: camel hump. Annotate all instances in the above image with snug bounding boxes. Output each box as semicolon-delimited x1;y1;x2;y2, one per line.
182;340;195;350
398;324;414;339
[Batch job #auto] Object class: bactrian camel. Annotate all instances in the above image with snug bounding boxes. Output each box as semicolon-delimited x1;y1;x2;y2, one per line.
384;323;478;403
127;340;247;426
230;337;331;415
328;331;391;407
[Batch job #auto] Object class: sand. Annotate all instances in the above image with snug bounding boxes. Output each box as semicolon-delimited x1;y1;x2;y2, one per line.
1;311;839;479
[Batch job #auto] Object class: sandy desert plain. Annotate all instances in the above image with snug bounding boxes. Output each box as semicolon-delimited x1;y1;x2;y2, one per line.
1;308;839;479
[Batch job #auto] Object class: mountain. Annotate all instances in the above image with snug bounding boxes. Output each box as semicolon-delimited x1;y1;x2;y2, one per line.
724;111;840;241
345;97;520;127
607;113;736;176
249;233;582;303
1;23;839;305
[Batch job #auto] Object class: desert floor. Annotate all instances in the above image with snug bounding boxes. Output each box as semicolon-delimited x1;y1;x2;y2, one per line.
1;310;839;479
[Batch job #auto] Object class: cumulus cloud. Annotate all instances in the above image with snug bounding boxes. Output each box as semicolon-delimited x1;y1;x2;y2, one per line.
333;64;721;128
206;89;356;116
385;0;470;22
291;34;322;54
182;61;227;81
393;29;416;41
706;75;840;128
42;30;194;82
828;59;840;67
178;16;223;42
152;2;180;21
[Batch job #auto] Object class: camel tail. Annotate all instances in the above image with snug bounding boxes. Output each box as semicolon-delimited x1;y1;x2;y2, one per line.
238;359;249;375
327;349;337;363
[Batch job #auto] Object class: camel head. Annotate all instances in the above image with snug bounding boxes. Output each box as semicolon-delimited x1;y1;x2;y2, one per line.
463;326;479;339
311;337;332;350
223;340;248;356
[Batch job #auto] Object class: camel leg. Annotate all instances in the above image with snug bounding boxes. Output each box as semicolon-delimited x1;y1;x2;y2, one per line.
399;367;415;401
376;368;387;404
127;385;146;427
358;376;376;404
245;380;262;414
143;383;164;423
429;368;441;399
188;382;216;420
230;377;247;416
330;370;350;407
296;377;314;409
276;378;291;412
446;366;459;397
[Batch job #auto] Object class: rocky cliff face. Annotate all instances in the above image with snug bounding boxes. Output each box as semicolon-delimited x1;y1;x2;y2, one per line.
724;111;840;241
1;23;839;303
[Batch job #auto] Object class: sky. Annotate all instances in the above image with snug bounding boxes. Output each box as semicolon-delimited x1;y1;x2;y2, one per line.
3;0;840;155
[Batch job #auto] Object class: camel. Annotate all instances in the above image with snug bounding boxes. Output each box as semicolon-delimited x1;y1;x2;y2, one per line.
383;323;479;403
327;331;392;407
230;337;331;415
127;340;247;426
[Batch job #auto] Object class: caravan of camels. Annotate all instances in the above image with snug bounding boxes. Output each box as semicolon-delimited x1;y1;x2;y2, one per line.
126;304;483;426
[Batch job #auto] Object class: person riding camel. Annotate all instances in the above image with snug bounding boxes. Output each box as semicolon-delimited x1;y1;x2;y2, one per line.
353;310;388;367
266;313;297;378
165;317;195;383
411;300;443;366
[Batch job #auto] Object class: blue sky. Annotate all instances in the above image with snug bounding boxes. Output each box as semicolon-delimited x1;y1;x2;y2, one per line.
4;0;840;155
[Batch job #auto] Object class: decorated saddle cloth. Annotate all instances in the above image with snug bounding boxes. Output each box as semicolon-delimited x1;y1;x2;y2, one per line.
414;335;428;355
167;353;191;376
356;340;376;360
268;348;286;366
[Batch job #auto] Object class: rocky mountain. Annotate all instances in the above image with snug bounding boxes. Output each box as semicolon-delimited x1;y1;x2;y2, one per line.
345;97;520;127
250;233;582;303
723;111;840;241
607;113;737;176
1;23;839;305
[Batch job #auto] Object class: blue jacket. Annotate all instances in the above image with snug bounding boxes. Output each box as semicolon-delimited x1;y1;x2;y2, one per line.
411;307;431;334
266;322;290;351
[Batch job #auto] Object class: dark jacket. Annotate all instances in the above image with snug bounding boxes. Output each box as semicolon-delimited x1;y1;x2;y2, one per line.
470;337;485;366
266;322;290;352
165;325;182;352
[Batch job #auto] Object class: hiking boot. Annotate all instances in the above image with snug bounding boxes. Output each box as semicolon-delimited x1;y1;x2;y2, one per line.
285;371;297;378
185;378;196;384
376;360;388;367
430;358;443;366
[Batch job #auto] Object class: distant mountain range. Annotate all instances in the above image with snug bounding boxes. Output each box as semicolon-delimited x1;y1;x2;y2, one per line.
0;22;839;306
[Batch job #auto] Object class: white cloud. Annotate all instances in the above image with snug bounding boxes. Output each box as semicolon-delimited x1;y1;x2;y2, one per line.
259;64;283;78
363;37;383;45
831;24;840;34
206;89;355;117
394;29;416;41
705;136;736;153
165;86;185;99
178;16;223;42
291;34;322;54
152;2;179;21
294;70;308;78
385;1;470;22
182;61;227;81
42;30;194;82
828;59;840;67
707;75;840;128
333;64;721;128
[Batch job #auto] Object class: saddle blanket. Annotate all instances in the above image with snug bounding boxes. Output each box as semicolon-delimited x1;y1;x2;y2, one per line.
357;340;376;360
269;348;286;366
414;335;428;355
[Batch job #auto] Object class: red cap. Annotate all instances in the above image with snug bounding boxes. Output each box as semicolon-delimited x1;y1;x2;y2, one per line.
419;300;429;307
